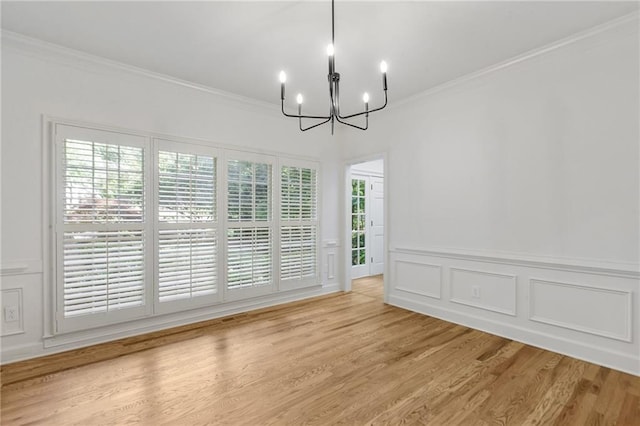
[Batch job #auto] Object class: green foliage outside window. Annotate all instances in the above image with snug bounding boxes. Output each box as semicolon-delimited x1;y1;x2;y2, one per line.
351;178;366;266
64;140;144;223
227;160;271;222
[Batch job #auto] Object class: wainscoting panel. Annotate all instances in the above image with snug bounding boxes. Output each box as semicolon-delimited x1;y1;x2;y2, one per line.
327;253;336;280
389;247;640;376
1;288;24;336
450;268;517;316
322;240;340;287
529;279;632;342
394;260;442;299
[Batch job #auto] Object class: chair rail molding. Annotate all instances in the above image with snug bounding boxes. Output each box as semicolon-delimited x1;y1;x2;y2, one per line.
0;259;43;276
390;246;640;278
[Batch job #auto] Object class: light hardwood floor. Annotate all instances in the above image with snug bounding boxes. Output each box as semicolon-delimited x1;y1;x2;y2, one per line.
1;276;639;425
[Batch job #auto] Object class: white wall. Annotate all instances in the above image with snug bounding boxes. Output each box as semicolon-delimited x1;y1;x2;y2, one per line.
0;33;344;362
343;17;640;374
2;14;639;376
351;159;384;175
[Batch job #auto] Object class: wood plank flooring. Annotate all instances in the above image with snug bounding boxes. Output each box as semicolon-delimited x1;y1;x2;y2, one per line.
1;276;639;425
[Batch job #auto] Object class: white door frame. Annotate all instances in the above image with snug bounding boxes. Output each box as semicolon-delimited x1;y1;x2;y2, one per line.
343;153;388;303
368;175;385;276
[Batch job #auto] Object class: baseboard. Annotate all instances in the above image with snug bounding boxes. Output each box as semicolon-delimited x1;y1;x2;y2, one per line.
0;342;44;364
389;294;640;376
1;283;341;365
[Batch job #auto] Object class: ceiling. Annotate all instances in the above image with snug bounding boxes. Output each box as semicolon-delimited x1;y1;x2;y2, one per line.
2;1;638;114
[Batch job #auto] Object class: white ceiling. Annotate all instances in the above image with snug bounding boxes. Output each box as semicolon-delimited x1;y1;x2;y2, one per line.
2;1;638;114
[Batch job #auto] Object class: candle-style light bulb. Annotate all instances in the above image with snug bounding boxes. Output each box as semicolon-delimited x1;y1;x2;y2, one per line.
363;92;370;103
279;71;286;100
296;93;303;104
326;43;335;56
327;44;335;75
380;61;388;91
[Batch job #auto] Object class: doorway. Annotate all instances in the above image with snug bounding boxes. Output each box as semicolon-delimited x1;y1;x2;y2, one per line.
349;159;384;281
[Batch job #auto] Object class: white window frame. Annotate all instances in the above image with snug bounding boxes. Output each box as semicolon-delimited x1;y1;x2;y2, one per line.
53;124;153;334
279;158;321;291
223;150;278;301
153;138;222;315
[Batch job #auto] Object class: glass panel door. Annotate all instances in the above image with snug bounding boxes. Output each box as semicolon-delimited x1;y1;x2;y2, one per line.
351;177;368;278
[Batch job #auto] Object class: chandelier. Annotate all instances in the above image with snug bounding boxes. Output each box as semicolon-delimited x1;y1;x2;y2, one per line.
278;0;388;134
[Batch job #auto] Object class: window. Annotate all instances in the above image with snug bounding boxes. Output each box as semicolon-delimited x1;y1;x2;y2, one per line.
156;140;219;313
226;154;274;298
53;122;321;334
280;163;318;290
56;125;151;332
351;178;366;266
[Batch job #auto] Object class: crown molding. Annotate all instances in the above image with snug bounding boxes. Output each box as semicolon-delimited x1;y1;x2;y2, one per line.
3;10;638;115
391;10;640;110
1;30;280;113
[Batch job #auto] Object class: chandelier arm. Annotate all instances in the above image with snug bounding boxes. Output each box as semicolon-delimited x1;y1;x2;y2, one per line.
334;77;340;117
281;100;331;120
334;114;368;131
338;91;388;120
300;116;333;132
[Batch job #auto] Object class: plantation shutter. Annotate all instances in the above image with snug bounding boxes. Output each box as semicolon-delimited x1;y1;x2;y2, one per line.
63;230;145;317
280;163;319;290
226;154;274;298
156;141;219;311
56;125;150;332
227;227;272;288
